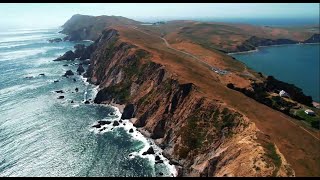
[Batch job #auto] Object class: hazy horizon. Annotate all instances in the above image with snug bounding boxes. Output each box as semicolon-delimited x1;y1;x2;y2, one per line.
0;3;319;29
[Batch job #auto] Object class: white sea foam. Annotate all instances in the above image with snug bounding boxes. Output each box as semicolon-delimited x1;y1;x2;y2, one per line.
0;42;31;49
72;104;80;108
79;62;177;176
0;83;44;97
0;47;62;61
89;105;177;177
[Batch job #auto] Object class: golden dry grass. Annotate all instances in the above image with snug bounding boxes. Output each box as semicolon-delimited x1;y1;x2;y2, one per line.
113;25;320;176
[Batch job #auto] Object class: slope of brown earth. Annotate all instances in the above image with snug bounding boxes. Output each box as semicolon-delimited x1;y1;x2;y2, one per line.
110;26;320;176
86;28;295;176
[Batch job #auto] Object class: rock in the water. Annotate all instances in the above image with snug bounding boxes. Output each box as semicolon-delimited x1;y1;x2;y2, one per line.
111;128;114;130
84;100;90;104
113;121;120;126
73;78;76;82
129;128;134;133
71;100;74;103
48;38;62;43
62;70;74;77
54;50;76;61
57;96;64;99
63;64;69;66
98;120;111;125
53;80;59;83
39;73;45;76
92;124;101;128
55;90;64;93
119;120;123;123
142;147;155;155
76;64;85;75
75;88;79;92
159;172;163;176
155;155;161;161
25;76;33;79
155;160;164;164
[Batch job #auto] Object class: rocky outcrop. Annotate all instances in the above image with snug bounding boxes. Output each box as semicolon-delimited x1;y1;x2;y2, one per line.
54;50;76;61
83;28;294;177
121;104;135;119
63;70;74;77
76;64;85;75
74;44;96;60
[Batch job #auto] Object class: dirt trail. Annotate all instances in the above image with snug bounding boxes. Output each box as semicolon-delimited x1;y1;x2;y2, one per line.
131;26;217;70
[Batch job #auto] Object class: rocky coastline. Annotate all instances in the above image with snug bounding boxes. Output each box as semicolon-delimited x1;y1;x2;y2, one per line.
52;27;296;177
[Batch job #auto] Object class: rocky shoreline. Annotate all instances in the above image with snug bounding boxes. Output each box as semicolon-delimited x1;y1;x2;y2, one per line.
51;42;179;176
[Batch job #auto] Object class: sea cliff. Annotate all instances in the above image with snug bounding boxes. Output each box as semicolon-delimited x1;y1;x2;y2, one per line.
68;28;295;177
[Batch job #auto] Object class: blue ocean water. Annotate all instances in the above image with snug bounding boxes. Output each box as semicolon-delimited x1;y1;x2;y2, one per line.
232;44;320;102
0;28;175;177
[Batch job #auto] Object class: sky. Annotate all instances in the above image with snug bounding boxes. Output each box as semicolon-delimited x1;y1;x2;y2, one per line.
0;3;319;29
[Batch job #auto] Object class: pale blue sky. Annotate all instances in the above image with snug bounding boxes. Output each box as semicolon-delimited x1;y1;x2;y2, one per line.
0;3;319;28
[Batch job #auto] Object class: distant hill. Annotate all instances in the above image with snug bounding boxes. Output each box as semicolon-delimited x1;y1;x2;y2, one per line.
159;21;317;53
60;14;141;41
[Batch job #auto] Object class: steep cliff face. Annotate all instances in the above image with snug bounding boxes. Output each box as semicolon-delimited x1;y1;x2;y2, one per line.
81;28;295;177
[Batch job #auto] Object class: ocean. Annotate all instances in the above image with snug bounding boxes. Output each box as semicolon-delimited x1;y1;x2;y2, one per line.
0;28;175;177
231;43;320;102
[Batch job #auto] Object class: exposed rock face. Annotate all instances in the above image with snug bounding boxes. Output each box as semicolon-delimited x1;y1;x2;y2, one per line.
54;50;76;61
74;44;86;57
98;120;111;125
113;121;120;126
81;28;294;177
76;64;85;75
63;70;74;76
142;147;155;155
121;104;135;119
